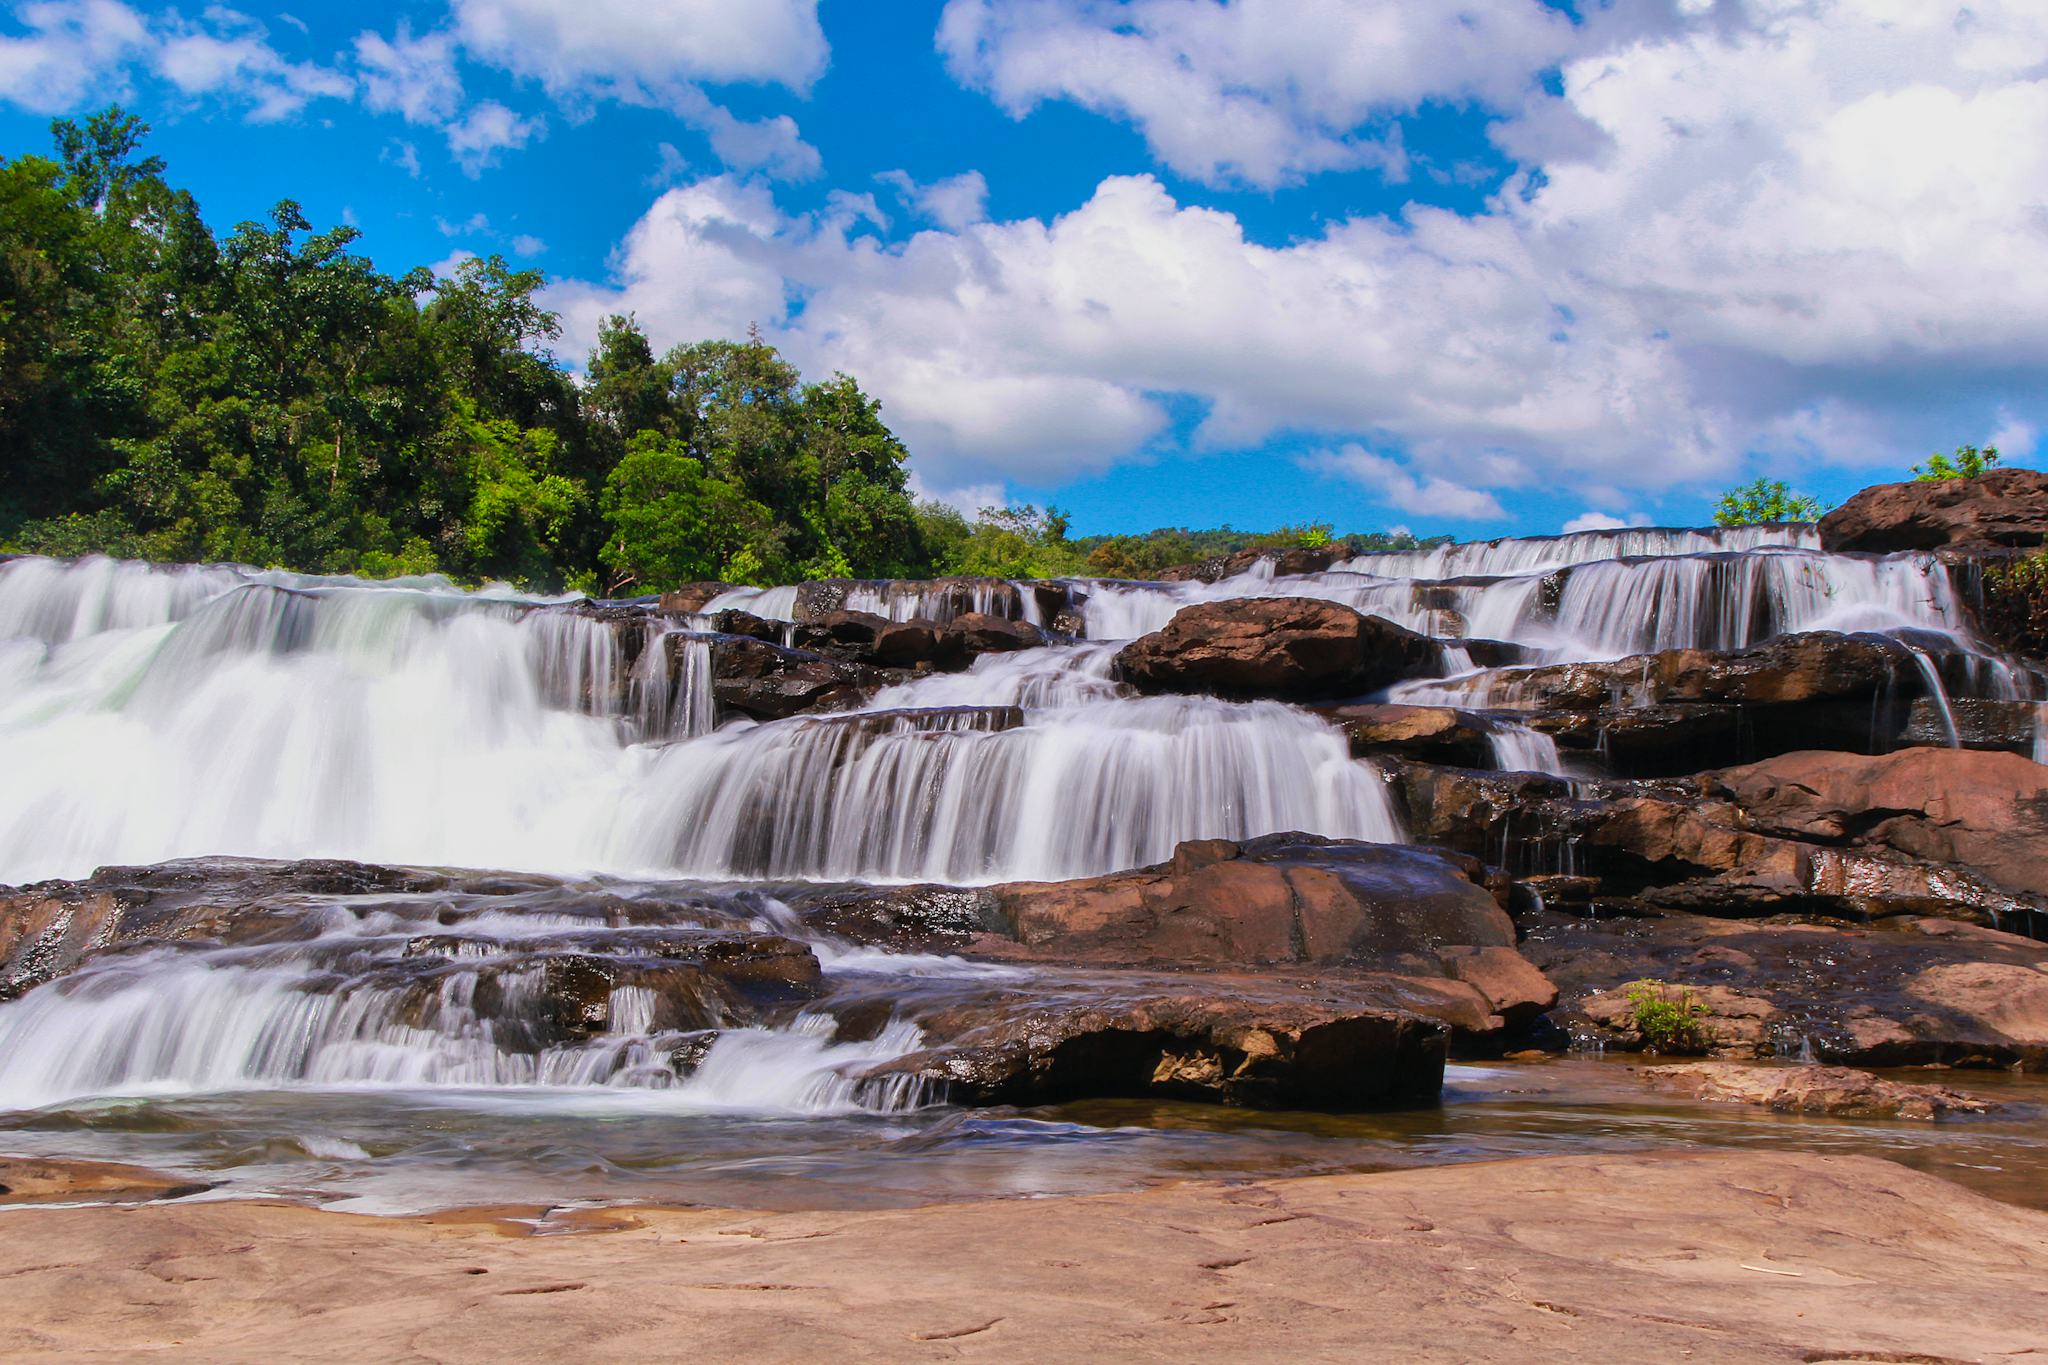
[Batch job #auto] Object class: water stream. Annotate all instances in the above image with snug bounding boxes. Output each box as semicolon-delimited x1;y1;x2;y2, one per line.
1;531;2043;1214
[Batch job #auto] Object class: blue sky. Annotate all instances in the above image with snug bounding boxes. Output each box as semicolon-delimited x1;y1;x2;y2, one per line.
2;0;2044;538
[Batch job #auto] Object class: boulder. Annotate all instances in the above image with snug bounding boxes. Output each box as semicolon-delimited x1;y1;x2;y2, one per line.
1313;702;1500;766
656;582;734;614
942;611;1044;658
1820;468;2048;552
859;985;1447;1110
705;635;895;721
1156;545;1348;584
1114;599;1438;701
1637;1061;1999;1118
1524;906;2048;1068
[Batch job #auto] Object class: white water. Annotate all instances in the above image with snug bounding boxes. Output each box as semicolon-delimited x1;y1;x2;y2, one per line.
0;555;1397;885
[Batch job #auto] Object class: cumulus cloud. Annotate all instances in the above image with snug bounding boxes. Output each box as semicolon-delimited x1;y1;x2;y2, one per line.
0;1;350;120
451;0;827;95
546;0;2048;513
354;22;461;126
938;0;1574;189
1305;447;1507;521
877;168;990;230
444;98;543;175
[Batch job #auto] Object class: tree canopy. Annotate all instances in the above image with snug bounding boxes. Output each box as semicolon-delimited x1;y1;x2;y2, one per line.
0;109;1430;592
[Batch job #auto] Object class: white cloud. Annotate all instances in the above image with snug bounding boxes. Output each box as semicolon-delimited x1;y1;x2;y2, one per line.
938;0;1574;189
1305;446;1508;521
0;1;350;120
509;233;545;256
647;141;691;188
382;138;422;178
436;211;490;236
0;0;148;111
1988;412;2039;461
452;0;827;95
444;98;542;175
878;168;989;230
354;22;461;126
446;0;827;179
1560;510;1653;533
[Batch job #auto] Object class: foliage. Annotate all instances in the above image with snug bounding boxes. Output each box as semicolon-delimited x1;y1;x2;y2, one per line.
1913;444;2000;481
1975;551;2048;661
0;109;1435;594
1623;980;1712;1055
1712;478;1824;528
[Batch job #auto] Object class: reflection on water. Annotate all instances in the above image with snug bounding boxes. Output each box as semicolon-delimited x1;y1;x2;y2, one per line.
4;1058;2042;1217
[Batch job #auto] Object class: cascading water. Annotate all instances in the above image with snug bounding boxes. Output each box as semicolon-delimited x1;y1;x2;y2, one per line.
0;556;1386;886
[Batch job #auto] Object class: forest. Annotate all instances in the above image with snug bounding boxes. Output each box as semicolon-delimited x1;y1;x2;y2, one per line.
0;109;1428;593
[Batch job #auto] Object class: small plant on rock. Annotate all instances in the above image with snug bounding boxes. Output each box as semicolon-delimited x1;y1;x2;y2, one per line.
1624;979;1712;1054
1712;478;1823;527
1913;444;2000;480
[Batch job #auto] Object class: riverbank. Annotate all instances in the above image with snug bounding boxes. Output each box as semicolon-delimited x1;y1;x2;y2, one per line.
3;1149;2044;1362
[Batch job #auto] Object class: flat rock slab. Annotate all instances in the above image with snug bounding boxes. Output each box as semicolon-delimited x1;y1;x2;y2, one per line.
2;1152;2044;1362
1638;1061;2000;1118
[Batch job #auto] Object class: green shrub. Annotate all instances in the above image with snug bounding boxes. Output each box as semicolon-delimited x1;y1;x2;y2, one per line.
1712;478;1823;527
1914;444;2000;481
1624;979;1712;1054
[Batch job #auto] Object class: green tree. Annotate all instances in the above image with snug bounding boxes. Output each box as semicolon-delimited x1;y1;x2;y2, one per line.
1914;444;2000;480
1712;478;1823;527
600;431;779;591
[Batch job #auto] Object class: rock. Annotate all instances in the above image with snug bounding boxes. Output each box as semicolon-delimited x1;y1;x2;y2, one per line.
705;609;783;641
980;834;1517;969
1524;907;2048;1068
941;611;1044;658
705;635;895;721
1638;1061;2000;1118
1713;748;2048;901
1390;753;2048;932
1437;944;1558;1027
790;610;940;668
1468;631;1929;776
792;577;1030;625
1897;696;2047;753
0;858;449;999
655;582;733;614
861;985;1447;1110
1114;598;1438;701
1313;702;1499;766
1154;545;1347;584
1820;467;2048;552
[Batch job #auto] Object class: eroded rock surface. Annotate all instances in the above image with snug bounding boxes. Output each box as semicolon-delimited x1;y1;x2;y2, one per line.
1637;1060;1999;1118
1820;467;2048;552
1115;598;1438;701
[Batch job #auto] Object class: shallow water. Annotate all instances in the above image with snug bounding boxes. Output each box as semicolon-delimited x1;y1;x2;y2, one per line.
4;1059;2041;1216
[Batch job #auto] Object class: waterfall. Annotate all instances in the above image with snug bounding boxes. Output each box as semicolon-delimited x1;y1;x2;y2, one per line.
0;898;931;1115
0;555;1394;885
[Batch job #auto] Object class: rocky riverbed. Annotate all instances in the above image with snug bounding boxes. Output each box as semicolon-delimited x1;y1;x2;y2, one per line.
4;473;2048;1357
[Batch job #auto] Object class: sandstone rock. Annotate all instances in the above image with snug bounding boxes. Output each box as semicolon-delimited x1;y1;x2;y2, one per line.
1820;468;2048;552
1114;598;1438;701
1638;1060;1999;1118
942;611;1044;657
861;986;1446;1110
1313;702;1499;766
1712;747;2048;901
706;635;894;720
655;582;733;614
1155;545;1347;584
1524;907;2048;1068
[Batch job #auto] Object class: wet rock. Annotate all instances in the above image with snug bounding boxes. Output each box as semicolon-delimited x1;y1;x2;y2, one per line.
706;636;896;721
1820;468;2048;552
1313;703;1499;766
657;582;734;614
800;885;1007;948
0;858;449;999
1154;545;1347;584
1114;599;1438;701
706;609;785;642
1391;753;2048;932
862;987;1446;1110
1715;748;2048;900
982;834;1517;969
1524;907;2048;1068
1637;1061;1999;1118
1896;696;2046;753
1472;631;1927;776
942;611;1045;658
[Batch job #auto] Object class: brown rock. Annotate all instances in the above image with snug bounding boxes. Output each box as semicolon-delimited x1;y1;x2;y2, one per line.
1820;467;2048;552
1314;702;1499;766
1639;1060;1999;1118
1114;598;1438;701
655;582;734;614
1154;545;1347;583
706;636;895;720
